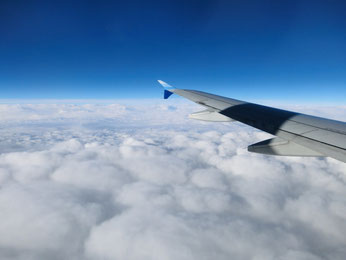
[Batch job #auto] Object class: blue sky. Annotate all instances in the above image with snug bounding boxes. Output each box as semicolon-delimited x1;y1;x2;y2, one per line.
0;0;345;102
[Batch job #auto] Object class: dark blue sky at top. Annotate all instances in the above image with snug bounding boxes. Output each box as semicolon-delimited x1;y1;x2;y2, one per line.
0;0;345;102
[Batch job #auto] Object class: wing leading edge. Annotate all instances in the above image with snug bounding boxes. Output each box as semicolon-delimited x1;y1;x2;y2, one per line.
158;80;346;163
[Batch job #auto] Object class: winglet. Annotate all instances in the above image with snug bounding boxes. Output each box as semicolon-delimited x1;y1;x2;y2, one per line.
158;80;174;89
158;80;175;99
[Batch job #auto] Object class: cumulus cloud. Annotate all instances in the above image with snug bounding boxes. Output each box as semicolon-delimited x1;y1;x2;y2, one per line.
0;100;345;260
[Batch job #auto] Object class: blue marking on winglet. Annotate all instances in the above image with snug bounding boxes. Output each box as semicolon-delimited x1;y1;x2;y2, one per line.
164;90;173;99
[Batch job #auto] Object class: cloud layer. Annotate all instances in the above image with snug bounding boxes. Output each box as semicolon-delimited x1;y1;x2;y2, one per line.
0;101;345;260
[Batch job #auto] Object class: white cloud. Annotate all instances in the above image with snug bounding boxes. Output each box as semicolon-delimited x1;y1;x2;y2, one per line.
0;101;345;260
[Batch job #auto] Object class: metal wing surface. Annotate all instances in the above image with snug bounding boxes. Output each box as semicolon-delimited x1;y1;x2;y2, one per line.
159;80;346;163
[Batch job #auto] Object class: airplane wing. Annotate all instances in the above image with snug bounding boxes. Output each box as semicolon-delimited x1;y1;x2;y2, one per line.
158;80;346;163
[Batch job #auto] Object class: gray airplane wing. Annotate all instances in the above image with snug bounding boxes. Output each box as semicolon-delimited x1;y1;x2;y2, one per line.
158;80;346;163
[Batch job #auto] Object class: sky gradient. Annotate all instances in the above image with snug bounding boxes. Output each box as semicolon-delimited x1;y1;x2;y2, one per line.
0;0;345;102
